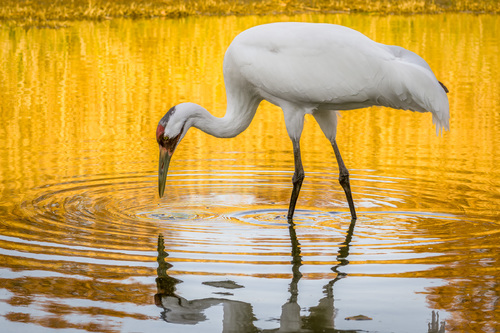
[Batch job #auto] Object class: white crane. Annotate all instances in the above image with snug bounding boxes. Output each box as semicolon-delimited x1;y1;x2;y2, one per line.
156;22;450;221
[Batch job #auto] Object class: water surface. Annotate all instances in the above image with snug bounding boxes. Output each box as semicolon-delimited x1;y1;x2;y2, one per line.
0;13;499;333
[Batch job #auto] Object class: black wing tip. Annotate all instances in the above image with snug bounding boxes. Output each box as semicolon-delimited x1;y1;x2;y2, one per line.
438;81;449;94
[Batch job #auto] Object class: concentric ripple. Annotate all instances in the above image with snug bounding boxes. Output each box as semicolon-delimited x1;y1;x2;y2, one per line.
7;166;491;254
2;166;490;281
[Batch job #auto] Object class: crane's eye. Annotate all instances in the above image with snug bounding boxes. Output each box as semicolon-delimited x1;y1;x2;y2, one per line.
158;125;185;155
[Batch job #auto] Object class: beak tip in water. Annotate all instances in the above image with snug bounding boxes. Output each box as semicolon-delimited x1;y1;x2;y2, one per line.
158;146;170;200
158;186;165;199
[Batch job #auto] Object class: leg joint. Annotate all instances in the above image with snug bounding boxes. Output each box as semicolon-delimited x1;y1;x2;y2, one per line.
293;170;305;184
339;171;349;185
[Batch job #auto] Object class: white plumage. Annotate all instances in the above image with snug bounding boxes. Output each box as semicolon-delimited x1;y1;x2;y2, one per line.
156;22;450;220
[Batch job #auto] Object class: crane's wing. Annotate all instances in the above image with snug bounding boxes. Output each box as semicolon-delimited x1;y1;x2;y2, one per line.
225;23;382;108
224;23;449;132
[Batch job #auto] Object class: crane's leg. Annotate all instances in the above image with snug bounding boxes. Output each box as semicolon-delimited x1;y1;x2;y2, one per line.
332;140;357;220
282;108;305;221
287;139;304;220
312;111;357;219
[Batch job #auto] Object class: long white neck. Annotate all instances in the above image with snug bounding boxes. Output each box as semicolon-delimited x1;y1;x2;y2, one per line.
182;93;261;138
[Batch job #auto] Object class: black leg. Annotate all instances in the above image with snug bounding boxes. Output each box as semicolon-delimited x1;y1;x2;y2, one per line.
287;140;304;221
287;220;302;302
332;140;357;220
330;217;357;285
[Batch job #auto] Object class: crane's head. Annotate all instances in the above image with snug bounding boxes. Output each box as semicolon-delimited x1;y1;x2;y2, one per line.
156;105;188;198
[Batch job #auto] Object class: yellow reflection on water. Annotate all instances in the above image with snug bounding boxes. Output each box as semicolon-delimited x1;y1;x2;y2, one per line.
1;15;498;216
0;13;499;332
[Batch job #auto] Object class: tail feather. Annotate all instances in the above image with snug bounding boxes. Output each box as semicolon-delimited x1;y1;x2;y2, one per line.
384;45;450;136
430;81;450;135
400;65;450;135
432;110;450;136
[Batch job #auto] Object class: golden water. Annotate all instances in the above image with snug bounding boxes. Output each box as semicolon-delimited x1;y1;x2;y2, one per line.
0;14;499;332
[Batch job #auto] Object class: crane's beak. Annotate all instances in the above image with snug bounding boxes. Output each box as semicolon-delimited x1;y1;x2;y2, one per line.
158;146;171;198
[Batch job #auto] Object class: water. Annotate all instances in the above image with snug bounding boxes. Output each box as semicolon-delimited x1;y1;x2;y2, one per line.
0;13;499;333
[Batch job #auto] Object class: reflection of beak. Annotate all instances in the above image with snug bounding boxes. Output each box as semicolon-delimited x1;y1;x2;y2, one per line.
158;146;171;198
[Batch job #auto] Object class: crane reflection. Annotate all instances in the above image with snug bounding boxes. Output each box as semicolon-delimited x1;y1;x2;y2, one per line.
154;219;444;332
